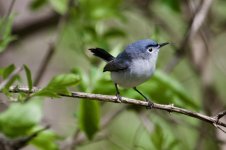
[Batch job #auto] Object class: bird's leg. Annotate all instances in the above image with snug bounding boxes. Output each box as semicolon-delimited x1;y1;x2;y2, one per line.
133;87;153;109
114;83;122;103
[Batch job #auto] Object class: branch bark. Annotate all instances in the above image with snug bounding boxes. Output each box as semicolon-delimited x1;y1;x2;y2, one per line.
7;86;226;130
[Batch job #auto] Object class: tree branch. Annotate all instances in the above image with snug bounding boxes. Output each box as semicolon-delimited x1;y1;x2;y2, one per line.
12;12;60;39
34;43;55;86
7;86;226;130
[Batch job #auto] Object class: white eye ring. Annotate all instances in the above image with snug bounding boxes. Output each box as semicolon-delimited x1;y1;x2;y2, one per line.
148;47;153;52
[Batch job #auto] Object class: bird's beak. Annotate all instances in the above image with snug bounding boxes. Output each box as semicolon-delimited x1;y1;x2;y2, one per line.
159;42;169;48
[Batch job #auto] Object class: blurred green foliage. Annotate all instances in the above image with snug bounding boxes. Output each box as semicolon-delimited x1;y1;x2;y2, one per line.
141;70;199;109
0;98;42;138
0;64;20;95
30;126;59;150
0;15;16;53
1;0;226;149
150;124;178;150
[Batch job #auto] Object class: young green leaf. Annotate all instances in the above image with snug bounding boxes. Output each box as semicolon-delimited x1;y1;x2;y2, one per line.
34;73;80;97
3;64;15;79
78;100;100;140
1;64;20;91
0;98;43;138
24;65;33;91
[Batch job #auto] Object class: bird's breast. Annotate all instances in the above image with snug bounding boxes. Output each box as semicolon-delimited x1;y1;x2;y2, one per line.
130;59;154;78
111;58;155;88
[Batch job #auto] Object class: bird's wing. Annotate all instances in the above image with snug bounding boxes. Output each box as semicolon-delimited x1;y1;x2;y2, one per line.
103;59;129;72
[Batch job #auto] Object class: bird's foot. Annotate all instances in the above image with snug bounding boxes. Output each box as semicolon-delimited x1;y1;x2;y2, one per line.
115;94;122;103
145;99;154;109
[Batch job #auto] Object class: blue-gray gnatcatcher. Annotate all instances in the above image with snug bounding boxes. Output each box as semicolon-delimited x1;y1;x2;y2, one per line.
89;39;169;107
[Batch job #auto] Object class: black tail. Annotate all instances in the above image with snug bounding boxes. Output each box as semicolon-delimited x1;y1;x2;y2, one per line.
89;48;115;62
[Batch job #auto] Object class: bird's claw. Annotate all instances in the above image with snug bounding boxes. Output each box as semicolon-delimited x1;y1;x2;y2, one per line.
116;94;122;103
145;100;154;109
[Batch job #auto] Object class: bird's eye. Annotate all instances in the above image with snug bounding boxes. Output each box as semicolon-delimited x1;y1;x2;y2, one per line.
148;47;153;52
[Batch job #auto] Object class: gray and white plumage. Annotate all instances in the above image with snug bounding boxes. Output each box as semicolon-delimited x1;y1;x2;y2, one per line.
89;39;165;88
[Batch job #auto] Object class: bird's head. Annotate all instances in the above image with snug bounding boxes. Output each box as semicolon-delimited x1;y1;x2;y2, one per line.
124;39;169;60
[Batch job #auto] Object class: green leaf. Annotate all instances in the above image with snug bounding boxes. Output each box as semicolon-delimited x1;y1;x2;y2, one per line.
30;126;59;150
34;73;80;97
3;64;15;79
1;64;20;91
78;100;100;140
24;65;33;91
0;98;43;138
48;0;68;14
30;0;48;10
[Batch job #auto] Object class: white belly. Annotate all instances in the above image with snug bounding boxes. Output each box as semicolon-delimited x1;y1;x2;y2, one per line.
111;59;155;88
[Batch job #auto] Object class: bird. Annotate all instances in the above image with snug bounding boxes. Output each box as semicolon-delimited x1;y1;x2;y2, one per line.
89;39;169;108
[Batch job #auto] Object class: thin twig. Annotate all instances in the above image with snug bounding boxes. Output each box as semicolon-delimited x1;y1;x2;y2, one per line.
214;110;226;121
34;43;55;86
6;86;226;130
213;123;226;134
6;0;16;18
